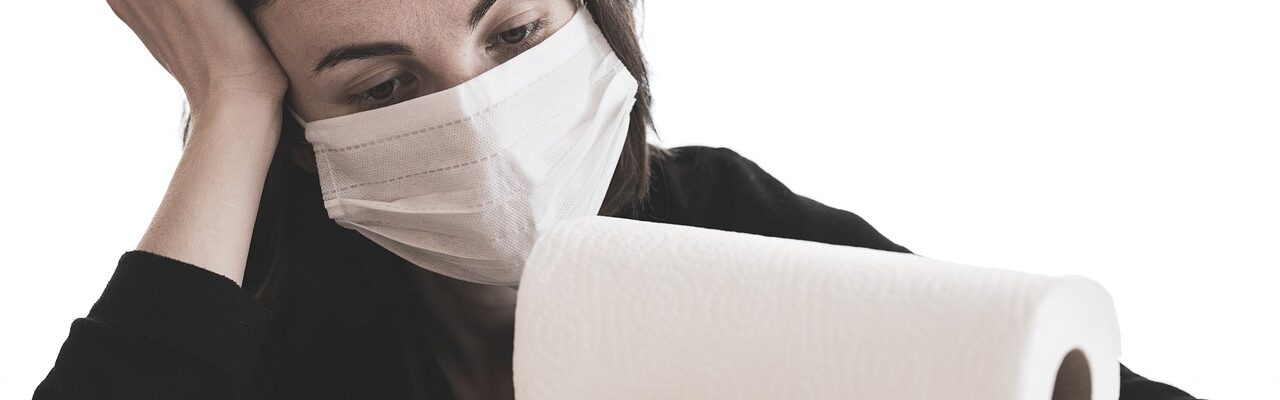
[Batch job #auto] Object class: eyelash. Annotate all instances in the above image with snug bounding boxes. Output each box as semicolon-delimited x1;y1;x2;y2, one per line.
485;18;551;55
348;18;552;109
348;74;415;108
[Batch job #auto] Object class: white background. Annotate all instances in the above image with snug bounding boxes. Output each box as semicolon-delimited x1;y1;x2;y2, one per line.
1;1;1276;398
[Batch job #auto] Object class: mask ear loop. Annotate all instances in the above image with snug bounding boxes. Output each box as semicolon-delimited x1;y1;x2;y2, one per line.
283;104;311;145
284;104;308;126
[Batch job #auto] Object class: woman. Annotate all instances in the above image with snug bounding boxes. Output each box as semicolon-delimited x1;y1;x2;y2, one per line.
37;0;1197;399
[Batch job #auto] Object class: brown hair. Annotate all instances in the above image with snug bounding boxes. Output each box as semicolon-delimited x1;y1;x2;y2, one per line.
212;0;662;308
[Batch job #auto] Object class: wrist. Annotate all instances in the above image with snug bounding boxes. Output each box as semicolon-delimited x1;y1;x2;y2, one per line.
185;90;285;154
187;82;286;115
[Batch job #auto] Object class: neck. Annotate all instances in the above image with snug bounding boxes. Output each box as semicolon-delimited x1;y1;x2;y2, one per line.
409;267;518;400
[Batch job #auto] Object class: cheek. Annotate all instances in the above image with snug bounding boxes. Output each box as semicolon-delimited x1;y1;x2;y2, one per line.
540;0;583;45
283;85;325;124
550;0;578;16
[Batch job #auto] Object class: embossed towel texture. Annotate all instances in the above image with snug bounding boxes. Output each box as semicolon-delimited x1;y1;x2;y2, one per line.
513;216;1120;400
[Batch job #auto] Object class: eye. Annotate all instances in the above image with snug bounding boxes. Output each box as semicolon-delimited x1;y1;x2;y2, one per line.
350;73;418;109
486;18;550;54
365;78;399;101
499;25;531;44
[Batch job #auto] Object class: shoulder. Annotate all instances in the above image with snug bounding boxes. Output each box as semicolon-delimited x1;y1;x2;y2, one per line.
661;146;776;191
647;146;778;206
634;145;912;254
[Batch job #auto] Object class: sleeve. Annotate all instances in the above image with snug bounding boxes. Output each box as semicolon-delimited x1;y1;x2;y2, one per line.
34;251;271;400
683;147;1201;400
1120;364;1201;400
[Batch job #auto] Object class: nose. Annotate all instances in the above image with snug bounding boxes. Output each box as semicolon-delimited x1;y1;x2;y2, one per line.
425;52;493;94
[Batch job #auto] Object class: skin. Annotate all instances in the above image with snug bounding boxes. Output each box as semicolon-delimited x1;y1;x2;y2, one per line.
258;0;579;121
110;0;579;398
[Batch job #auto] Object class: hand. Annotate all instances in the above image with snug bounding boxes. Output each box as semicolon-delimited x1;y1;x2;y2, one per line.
106;0;287;110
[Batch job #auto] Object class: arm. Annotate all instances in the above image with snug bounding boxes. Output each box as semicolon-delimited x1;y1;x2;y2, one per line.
120;0;286;284
135;94;281;285
34;252;270;399
36;0;286;397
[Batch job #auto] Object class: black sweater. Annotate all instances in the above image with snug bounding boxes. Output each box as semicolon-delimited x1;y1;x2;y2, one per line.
34;146;1198;399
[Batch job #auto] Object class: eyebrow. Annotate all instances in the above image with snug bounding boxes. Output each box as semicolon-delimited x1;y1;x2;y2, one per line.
312;42;413;75
467;0;499;29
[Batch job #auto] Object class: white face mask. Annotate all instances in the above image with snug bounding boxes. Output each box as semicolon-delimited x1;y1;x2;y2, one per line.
293;9;638;285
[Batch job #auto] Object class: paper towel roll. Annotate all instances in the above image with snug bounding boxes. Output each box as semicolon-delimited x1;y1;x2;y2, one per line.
513;216;1121;400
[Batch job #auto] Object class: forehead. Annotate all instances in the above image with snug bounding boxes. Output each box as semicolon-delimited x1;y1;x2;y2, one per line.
255;0;473;55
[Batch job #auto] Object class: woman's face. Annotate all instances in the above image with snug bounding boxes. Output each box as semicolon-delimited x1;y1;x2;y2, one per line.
254;0;578;122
